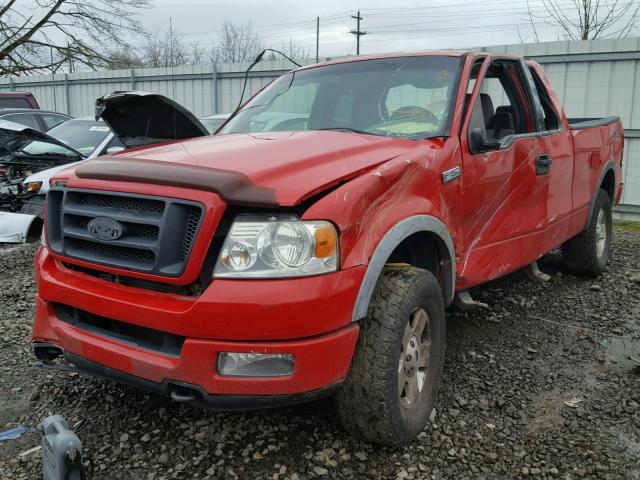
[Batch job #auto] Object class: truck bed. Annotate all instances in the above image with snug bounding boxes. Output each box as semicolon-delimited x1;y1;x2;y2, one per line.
568;116;620;130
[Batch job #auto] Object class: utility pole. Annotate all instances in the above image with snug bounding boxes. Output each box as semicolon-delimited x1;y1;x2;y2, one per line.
50;47;57;111
315;16;319;63
350;10;366;55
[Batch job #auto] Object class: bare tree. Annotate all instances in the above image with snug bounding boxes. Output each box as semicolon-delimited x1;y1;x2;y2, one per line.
0;0;151;75
208;21;264;64
267;37;310;61
139;28;205;68
533;0;640;40
141;28;187;68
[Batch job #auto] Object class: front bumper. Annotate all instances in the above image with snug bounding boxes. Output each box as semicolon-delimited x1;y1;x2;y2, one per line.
35;349;346;411
33;247;362;401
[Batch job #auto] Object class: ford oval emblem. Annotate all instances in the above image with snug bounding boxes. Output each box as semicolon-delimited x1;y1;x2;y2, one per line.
87;217;123;241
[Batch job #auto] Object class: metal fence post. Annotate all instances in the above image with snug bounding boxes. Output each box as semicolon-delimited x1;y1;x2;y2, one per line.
212;64;218;114
64;73;71;115
9;77;14;92
130;69;136;90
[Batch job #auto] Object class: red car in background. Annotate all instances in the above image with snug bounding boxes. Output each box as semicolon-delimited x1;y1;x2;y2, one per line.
0;92;40;109
32;52;623;445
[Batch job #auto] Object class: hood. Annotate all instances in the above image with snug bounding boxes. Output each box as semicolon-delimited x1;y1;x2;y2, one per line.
73;130;420;206
95;91;210;149
0;119;84;157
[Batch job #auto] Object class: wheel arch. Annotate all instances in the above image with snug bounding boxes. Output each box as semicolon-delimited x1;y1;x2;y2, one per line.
586;160;616;229
351;215;456;322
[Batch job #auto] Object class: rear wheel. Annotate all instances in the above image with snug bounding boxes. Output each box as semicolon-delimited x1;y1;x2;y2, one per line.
335;265;445;446
562;188;612;276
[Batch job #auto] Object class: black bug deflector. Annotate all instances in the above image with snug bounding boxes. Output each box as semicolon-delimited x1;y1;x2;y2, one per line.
75;157;279;207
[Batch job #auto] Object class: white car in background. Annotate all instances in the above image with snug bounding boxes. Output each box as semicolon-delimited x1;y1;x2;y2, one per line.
19;117;125;216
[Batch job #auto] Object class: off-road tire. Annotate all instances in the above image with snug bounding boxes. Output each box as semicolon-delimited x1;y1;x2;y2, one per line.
335;265;446;446
562;188;612;276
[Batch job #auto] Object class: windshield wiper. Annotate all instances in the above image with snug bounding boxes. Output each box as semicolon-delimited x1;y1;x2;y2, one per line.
15;151;79;159
315;127;386;137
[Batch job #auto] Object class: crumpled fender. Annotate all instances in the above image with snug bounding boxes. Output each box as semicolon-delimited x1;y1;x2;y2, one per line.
302;140;457;314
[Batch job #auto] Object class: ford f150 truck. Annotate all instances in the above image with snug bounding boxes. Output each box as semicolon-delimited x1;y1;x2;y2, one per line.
32;51;624;446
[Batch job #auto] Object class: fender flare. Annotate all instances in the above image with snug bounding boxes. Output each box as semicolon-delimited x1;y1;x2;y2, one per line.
351;215;456;322
585;160;615;229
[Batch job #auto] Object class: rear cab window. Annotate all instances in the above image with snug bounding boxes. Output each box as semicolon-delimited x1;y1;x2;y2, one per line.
528;67;561;131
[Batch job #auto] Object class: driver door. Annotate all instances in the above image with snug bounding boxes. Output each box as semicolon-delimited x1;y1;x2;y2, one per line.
456;58;549;288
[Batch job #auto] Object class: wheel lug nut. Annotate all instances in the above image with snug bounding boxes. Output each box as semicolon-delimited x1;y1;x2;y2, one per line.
410;340;415;347
406;355;411;362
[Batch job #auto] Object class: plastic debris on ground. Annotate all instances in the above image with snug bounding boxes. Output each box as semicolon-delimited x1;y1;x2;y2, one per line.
0;426;27;441
564;397;584;408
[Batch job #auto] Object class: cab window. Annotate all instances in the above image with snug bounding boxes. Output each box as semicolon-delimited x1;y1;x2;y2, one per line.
529;67;560;131
467;60;536;151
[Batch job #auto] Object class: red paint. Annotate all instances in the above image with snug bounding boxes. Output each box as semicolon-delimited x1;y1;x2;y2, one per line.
34;52;624;399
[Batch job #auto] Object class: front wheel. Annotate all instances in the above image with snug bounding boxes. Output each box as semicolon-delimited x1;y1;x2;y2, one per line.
335;266;446;446
562;188;612;276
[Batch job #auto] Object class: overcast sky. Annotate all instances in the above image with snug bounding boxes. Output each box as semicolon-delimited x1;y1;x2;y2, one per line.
143;0;639;58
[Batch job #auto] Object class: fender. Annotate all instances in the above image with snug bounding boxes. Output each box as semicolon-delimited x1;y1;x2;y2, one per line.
351;215;456;322
585;160;615;229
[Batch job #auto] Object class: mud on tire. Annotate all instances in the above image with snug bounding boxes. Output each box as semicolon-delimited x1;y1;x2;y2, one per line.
562;188;612;277
335;265;446;446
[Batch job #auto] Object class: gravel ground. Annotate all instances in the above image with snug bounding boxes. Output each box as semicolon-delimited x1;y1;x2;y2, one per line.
1;226;639;480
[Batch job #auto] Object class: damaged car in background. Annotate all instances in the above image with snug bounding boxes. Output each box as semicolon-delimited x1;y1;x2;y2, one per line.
0;120;84;242
1;92;210;243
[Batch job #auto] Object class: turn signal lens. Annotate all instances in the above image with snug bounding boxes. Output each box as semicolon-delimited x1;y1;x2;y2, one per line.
23;181;42;193
314;225;337;258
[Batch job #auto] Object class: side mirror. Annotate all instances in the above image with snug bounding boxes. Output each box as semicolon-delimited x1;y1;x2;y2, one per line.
469;128;501;153
106;146;125;155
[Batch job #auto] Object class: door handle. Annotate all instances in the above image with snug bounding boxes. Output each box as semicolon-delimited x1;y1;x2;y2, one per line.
535;154;553;176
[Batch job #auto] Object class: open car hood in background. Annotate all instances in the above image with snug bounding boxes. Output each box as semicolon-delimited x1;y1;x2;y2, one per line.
95;91;210;149
0;119;84;158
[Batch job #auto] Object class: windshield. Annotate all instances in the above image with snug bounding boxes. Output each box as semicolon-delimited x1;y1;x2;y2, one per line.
221;56;461;140
42;120;111;156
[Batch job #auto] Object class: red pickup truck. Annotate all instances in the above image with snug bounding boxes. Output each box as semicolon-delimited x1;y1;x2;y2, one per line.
32;51;624;446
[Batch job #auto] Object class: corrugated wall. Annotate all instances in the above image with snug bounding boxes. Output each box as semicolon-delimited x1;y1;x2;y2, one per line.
0;59;309;119
0;38;638;213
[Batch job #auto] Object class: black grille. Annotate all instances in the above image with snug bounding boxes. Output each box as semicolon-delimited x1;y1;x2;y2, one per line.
54;303;184;357
46;189;204;277
181;207;201;260
68;239;155;263
76;193;164;215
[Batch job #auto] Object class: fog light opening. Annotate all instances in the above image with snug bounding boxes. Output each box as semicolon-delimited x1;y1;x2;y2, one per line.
217;352;294;377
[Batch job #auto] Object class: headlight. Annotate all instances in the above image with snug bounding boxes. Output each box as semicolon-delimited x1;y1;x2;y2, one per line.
213;214;338;278
23;181;42;194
